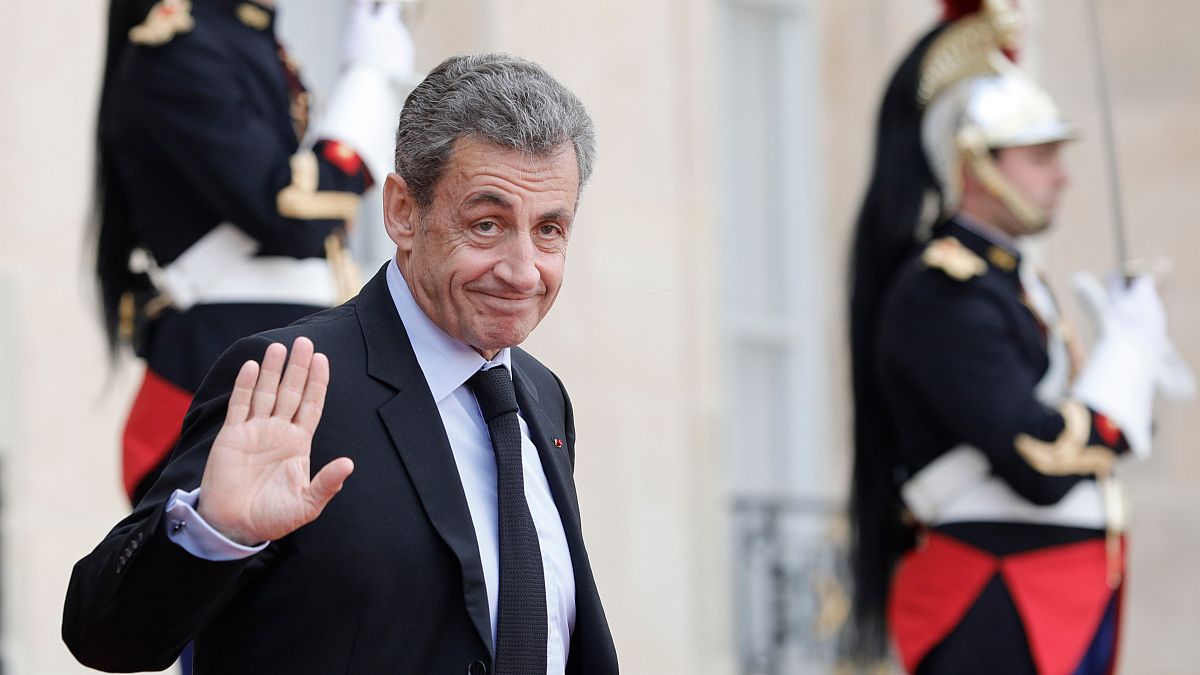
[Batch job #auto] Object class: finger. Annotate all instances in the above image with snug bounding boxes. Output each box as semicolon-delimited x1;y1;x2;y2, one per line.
1072;271;1108;335
225;360;260;425
378;1;401;22
294;352;330;434
1157;346;1198;402
306;457;355;515
273;337;314;420
1127;275;1157;303
250;343;287;418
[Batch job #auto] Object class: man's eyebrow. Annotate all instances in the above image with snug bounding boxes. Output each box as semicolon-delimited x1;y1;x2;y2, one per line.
539;207;572;222
463;191;512;210
463;191;572;222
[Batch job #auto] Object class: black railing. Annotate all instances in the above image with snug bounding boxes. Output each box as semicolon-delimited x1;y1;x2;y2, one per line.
731;495;850;675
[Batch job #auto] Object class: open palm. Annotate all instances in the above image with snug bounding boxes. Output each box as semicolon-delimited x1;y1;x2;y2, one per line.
197;337;354;546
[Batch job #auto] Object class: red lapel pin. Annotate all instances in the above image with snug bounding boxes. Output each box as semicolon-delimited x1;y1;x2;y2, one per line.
553;438;563;448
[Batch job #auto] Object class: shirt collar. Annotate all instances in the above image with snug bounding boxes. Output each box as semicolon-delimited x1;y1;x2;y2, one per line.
954;211;1020;254
385;258;511;403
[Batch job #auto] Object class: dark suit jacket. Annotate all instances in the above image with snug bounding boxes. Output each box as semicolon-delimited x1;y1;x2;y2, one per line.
63;265;619;674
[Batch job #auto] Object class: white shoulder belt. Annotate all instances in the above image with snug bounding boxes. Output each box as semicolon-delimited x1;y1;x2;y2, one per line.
136;223;340;310
901;444;1127;531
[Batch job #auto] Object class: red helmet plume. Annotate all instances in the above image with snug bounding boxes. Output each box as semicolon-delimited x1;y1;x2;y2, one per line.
939;0;1021;61
941;0;984;21
941;0;1021;21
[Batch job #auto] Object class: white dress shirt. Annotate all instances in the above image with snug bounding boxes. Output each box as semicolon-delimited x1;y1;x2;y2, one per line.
166;258;576;672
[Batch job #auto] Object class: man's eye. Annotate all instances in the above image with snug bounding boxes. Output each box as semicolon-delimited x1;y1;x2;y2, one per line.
539;224;561;236
475;221;497;233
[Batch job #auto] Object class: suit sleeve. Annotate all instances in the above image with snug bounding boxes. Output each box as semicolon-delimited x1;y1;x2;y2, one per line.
115;38;371;258
62;335;276;671
882;278;1127;506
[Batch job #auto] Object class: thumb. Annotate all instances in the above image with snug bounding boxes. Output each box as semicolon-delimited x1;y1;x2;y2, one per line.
307;457;355;514
1156;346;1198;403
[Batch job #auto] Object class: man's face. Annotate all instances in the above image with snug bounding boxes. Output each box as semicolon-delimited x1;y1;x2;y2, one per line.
993;141;1070;230
385;137;580;358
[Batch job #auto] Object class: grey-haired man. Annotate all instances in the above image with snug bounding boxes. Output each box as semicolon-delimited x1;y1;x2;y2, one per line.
64;53;619;675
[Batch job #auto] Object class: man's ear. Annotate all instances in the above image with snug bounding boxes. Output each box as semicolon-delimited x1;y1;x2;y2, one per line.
383;173;418;251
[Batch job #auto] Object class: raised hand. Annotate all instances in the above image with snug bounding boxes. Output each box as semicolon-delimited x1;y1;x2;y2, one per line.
197;337;354;546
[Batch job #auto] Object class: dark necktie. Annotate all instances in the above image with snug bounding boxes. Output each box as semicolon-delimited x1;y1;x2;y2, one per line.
467;365;547;675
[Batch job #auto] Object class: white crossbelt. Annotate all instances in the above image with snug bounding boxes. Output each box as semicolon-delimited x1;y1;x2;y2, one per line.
900;444;1126;531
145;223;339;310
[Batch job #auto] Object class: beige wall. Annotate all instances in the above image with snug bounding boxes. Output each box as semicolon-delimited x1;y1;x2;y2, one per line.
0;2;137;672
2;0;1196;672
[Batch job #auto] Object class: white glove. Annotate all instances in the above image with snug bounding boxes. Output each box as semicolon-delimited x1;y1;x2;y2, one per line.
1071;272;1196;457
317;1;419;183
1080;272;1196;400
340;0;416;84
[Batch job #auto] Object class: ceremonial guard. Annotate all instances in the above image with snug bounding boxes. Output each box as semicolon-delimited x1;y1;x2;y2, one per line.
95;0;412;503
846;1;1194;672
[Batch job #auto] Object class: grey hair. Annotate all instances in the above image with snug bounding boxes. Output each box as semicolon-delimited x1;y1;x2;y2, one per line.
394;53;596;209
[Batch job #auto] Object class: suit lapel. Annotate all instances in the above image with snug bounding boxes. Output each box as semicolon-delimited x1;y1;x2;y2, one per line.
512;366;614;670
356;265;493;656
512;368;581;537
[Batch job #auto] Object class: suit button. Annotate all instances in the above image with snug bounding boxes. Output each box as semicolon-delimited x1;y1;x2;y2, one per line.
467;660;487;675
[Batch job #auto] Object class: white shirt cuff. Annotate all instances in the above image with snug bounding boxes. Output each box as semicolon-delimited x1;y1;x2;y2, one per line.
164;488;269;561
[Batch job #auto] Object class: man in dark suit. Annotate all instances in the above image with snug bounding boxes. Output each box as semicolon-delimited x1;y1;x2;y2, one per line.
64;53;619;675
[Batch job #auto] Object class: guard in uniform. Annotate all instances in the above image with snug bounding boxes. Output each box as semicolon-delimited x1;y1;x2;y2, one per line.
95;0;414;504
845;1;1195;672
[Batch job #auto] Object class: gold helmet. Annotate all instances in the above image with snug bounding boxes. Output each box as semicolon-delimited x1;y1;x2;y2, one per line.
918;0;1074;231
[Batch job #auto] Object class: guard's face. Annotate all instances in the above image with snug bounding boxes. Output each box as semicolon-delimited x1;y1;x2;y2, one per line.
385;137;579;358
995;141;1070;225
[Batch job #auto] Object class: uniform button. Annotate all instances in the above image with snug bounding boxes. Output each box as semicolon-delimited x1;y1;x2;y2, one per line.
467;660;487;675
136;531;145;543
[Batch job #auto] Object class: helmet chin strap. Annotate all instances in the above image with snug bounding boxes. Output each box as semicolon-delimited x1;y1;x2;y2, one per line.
956;125;1049;234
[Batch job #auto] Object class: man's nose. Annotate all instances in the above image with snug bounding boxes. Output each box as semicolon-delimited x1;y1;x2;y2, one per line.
494;234;540;293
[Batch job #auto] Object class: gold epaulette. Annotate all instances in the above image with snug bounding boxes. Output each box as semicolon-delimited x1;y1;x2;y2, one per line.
236;3;271;31
129;0;194;47
921;236;987;281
